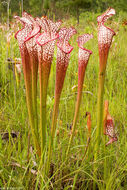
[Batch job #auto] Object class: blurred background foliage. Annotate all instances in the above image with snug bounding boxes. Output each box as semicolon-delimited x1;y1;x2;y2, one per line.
0;0;127;24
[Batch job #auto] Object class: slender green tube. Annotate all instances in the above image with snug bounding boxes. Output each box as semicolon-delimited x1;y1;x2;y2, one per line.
31;56;39;142
93;69;106;190
66;89;82;157
39;60;48;155
22;51;41;157
46;94;60;175
103;100;109;187
39;47;54;156
95;69;106;150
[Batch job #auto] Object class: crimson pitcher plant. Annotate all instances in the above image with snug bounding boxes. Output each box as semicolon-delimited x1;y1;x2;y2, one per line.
23;12;41;146
36;17;62;154
94;8;116;189
15;13;41;157
46;27;77;174
95;8;116;149
66;34;93;156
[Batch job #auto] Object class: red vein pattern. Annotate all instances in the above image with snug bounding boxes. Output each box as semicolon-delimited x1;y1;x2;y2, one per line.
97;8;116;70
55;27;77;96
77;34;93;92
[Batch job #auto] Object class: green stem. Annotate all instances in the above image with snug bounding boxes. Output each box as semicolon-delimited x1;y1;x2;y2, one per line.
46;93;60;175
66;63;87;157
23;56;41;157
39;57;51;157
66;90;82;157
31;57;39;143
93;69;106;190
104;134;107;188
103;100;108;187
96;70;105;147
39;63;47;157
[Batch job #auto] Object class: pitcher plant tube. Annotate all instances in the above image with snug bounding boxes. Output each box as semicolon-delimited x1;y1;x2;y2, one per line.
46;27;77;174
66;33;93;156
15;13;41;157
36;17;62;154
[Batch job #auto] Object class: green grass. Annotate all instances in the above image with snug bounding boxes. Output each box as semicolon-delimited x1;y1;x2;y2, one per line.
0;12;127;189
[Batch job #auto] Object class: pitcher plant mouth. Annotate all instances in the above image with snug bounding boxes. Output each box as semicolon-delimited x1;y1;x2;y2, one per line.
36;17;62;46
55;27;77;95
56;27;76;54
97;8;116;71
97;8;116;33
36;33;59;46
77;33;93;54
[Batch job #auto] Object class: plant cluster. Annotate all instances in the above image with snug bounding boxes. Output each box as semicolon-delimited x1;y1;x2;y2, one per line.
14;8;118;188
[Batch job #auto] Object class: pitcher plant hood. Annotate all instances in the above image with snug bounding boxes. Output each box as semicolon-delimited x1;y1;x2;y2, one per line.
77;34;93;90
97;8;116;70
55;27;77;95
36;17;62;63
